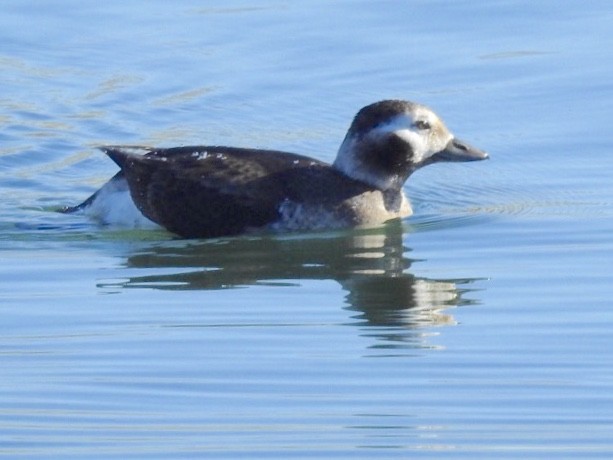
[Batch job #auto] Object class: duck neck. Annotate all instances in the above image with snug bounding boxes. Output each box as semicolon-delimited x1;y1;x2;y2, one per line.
333;135;409;191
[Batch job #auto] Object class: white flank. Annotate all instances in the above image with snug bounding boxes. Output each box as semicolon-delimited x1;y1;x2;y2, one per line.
83;177;161;229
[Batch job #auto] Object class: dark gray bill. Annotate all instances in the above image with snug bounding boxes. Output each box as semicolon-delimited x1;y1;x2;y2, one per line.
434;138;489;162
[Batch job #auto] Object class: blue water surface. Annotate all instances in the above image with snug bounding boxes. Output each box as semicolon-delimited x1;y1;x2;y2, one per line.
1;1;613;458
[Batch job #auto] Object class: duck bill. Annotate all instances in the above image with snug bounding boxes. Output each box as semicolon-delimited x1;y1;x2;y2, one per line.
434;138;489;162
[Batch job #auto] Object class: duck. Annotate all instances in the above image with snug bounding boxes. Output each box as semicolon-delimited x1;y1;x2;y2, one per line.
62;99;488;238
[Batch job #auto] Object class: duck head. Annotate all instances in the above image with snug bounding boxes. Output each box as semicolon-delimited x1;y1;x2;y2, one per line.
333;100;488;190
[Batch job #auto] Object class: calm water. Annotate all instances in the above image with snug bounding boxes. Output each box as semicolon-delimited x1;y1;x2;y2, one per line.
1;0;613;458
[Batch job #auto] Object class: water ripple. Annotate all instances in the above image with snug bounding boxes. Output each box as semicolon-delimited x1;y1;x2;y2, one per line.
409;165;610;225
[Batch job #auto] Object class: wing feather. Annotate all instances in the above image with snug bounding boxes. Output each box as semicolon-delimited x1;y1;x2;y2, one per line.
103;146;327;238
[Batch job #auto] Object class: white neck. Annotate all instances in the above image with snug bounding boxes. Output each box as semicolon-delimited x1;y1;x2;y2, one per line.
333;135;401;190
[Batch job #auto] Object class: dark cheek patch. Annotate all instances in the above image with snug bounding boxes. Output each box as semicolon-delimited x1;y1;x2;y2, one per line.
360;135;414;181
381;135;413;170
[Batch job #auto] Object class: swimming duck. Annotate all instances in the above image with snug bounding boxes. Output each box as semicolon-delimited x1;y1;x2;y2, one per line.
63;99;488;238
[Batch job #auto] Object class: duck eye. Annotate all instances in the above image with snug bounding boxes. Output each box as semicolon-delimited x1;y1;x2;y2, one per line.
415;120;431;130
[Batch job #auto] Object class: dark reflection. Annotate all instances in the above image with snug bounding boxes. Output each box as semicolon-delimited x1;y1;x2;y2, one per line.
100;221;481;345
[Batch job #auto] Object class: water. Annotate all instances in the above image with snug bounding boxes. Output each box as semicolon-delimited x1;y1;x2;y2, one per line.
1;0;613;458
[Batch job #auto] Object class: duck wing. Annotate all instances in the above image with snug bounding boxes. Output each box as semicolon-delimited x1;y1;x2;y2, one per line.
102;146;328;238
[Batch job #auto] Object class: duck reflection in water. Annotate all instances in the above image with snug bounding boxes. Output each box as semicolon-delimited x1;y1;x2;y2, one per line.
104;221;480;347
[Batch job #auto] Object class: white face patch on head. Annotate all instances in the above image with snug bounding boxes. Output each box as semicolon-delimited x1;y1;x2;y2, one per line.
372;108;453;164
333;103;455;190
